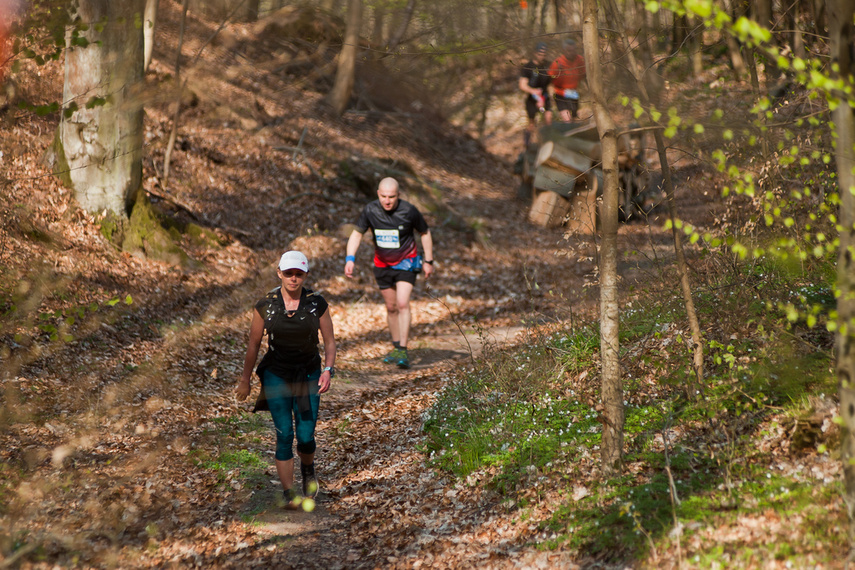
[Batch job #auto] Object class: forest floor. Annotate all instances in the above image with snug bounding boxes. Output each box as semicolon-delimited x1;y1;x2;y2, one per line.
0;2;845;569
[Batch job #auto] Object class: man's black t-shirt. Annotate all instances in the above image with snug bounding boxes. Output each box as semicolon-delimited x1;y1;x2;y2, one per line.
356;199;429;267
521;60;552;99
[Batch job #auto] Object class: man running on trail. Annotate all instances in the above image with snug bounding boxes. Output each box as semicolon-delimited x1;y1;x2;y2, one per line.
344;177;434;369
549;38;587;122
519;41;553;148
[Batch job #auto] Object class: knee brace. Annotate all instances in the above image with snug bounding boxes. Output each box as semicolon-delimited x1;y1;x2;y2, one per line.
296;440;316;455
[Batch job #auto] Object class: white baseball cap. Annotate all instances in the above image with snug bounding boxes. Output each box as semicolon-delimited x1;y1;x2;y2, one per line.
278;251;309;272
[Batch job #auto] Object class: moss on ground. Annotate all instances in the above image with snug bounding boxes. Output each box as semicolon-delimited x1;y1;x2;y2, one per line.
121;191;191;267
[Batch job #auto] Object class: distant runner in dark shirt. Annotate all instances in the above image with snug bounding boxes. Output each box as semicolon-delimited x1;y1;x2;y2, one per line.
344;177;434;370
519;41;553;147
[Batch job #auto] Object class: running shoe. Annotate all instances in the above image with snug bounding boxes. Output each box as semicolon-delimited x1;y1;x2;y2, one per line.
396;350;410;369
382;348;402;364
301;462;319;498
282;487;302;509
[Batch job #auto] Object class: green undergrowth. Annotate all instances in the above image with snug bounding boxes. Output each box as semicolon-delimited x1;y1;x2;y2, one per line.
422;256;840;566
195;413;271;490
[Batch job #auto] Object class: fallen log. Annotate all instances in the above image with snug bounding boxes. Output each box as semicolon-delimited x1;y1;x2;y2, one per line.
535;141;593;176
528;188;571;227
533;164;580;197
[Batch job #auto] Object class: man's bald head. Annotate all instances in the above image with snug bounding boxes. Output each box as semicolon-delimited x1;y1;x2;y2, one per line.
377;177;400;211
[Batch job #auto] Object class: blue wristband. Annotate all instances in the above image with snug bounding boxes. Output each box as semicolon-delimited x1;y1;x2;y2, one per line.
345;255;356;263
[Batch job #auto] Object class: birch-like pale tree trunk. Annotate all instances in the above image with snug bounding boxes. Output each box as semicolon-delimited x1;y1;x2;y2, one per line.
582;0;623;475
143;0;157;71
602;0;705;394
828;0;855;558
58;0;146;216
327;0;362;116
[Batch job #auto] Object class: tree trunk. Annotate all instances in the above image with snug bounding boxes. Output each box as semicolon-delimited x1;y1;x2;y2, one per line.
672;13;688;51
724;31;746;80
245;0;259;21
58;0;146;216
753;0;773;31
829;0;855;558
477;57;494;140
689;16;703;77
387;0;415;52
650;3;663;47
327;0;362;116
143;0;157;72
603;0;705;395
582;0;623;476
636;7;664;103
371;4;385;50
162;0;189;188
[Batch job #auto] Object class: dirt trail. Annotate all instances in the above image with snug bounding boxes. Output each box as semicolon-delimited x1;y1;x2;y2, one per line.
203;168;702;568
225;313;569;569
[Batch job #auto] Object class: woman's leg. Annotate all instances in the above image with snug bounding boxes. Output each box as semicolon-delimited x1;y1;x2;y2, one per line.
263;371;296;492
276;458;294;490
294;371;321;496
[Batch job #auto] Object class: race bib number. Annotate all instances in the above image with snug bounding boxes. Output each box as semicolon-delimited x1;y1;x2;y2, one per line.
375;229;400;249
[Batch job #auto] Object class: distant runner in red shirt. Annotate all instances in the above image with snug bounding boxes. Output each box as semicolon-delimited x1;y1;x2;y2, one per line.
549;39;586;122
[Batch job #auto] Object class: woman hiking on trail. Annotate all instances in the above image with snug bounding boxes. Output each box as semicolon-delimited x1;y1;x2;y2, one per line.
236;250;336;509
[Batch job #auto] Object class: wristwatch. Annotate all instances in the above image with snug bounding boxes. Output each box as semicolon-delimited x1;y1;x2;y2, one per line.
424;260;434;265
323;366;335;377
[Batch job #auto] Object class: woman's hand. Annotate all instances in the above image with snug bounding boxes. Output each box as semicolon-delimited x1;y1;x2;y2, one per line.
319;370;332;394
235;379;251;401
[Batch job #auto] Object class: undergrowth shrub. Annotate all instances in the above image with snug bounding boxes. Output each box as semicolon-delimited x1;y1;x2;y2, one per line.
421;247;839;564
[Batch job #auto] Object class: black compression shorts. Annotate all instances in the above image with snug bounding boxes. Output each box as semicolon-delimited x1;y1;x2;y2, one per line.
554;96;579;115
374;266;417;289
525;96;552;119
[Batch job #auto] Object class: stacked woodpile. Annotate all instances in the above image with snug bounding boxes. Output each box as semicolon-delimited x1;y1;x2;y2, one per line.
522;120;649;231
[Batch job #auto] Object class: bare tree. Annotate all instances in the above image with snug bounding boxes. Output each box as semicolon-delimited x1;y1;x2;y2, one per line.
144;0;158;71
829;0;855;558
327;0;362;116
386;0;415;52
582;0;623;475
371;1;385;50
56;0;146;216
688;15;703;77
602;0;704;394
162;0;189;188
719;0;746;80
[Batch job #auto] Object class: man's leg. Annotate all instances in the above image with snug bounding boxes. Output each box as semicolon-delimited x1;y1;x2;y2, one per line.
524;119;536;147
380;282;413;346
393;281;414;347
380;286;401;344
